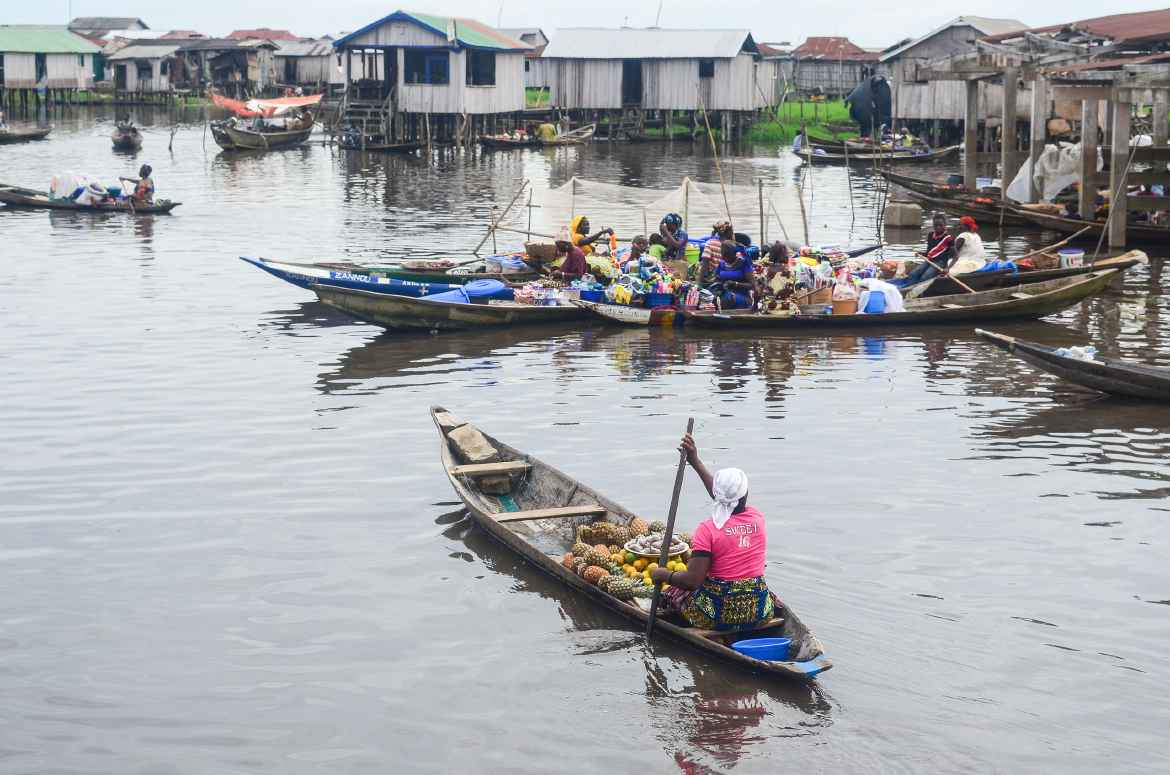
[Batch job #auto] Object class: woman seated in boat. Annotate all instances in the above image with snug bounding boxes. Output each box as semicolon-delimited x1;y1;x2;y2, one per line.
658;213;689;262
948;216;986;274
621;235;662;279
762;243;795;299
547;239;589;281
895;212;954;287
569;215;613;256
711;242;758;310
701;221;735;266
651;433;777;632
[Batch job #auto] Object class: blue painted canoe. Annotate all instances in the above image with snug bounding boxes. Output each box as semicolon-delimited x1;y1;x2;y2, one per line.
240;257;515;301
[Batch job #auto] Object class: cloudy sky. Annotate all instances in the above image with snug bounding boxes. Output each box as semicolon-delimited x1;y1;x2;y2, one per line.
19;0;1170;48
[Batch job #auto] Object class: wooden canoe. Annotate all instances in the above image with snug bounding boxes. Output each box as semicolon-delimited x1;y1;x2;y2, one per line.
479;135;540;150
341;141;423;153
897;188;1033;227
977;329;1170;401
540;123;595;146
572;299;683;327
378;263;541;285
239;256;513;299
212;121;313;151
794;144;960;164
685;268;1123;329
905;252;1144;299
430;406;832;681
1006;207;1170;243
111;126;142;150
0;126;51;144
312;284;587;331
0;183;180;214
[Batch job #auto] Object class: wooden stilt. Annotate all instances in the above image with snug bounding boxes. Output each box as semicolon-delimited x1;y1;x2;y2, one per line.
1028;76;1049;202
964;80;979;191
1108;102;1130;249
1000;68;1019;200
1079;98;1099;222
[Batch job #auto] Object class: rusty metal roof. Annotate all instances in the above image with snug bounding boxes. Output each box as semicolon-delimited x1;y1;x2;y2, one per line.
793;36;878;61
985;8;1170;45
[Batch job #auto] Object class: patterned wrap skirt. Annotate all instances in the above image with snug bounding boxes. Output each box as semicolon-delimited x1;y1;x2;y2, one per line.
663;576;775;631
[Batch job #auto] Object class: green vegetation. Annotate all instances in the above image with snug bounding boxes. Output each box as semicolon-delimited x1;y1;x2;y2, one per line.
525;86;550;108
746;98;856;144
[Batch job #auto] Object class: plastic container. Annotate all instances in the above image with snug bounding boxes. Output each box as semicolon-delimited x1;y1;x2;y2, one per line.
579;289;605;303
862;290;887;314
732;637;791;661
1058;248;1084;268
832;298;858;316
643;292;675;308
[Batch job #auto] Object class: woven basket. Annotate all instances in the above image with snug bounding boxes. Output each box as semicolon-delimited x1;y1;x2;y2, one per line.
525;242;559;261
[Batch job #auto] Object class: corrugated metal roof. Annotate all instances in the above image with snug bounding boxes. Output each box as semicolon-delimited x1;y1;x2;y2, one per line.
108;43;180;61
334;11;528;51
274;39;335;57
543;28;756;59
793;36;875;60
985;8;1170;45
0;25;100;54
228;28;301;41
69;17;148;31
880;16;1027;61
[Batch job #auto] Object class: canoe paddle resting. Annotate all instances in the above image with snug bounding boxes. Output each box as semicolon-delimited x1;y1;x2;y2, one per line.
431;406;832;681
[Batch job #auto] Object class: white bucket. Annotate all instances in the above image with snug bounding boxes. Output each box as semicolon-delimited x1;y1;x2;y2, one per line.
1058;248;1084;268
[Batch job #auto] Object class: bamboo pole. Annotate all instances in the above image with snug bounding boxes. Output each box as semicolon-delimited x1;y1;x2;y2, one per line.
758;179;765;245
698;92;733;226
473;179;530;255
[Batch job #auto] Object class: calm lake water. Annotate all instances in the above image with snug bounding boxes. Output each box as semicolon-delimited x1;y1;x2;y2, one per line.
2;106;1168;774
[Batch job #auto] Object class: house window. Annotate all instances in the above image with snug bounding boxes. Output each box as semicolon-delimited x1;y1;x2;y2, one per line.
524;59;530;73
466;50;496;86
699;59;715;79
78;54;84;66
161;60;169;75
404;49;449;85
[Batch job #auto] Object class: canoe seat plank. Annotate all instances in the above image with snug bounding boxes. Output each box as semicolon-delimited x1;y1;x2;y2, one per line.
493;505;606;523
448;461;531;476
690;617;785;641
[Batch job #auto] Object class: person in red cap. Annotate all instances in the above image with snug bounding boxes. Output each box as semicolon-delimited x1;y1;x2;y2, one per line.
949;215;987;275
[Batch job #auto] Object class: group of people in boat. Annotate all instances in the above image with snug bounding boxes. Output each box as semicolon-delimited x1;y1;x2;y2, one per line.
893;213;985;287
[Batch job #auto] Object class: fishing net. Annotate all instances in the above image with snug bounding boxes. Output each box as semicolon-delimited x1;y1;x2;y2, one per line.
491;176;808;247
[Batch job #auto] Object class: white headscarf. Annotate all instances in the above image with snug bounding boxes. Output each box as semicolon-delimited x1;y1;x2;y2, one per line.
711;468;749;529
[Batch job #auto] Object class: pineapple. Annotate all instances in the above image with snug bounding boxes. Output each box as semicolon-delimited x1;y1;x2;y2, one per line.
571;542;591;558
628;517;650;536
584;548;609;567
582;566;609;585
608;578;635;601
561;552;576;570
649;520;666;534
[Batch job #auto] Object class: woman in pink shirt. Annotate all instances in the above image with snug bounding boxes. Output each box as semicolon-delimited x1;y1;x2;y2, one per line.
652;433;776;631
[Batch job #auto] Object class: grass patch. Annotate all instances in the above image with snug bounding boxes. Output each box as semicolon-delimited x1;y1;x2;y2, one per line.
746;98;857;144
525;86;550;108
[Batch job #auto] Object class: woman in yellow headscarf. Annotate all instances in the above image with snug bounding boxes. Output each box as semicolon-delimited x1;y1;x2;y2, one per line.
569;215;613;256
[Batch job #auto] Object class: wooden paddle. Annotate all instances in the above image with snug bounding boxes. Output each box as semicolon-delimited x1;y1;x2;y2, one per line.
915;252;977;294
1014;226;1093;264
646;417;695;639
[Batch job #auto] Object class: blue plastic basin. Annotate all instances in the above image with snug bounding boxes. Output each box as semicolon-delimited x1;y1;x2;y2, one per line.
732;637;791;661
579;289;605;303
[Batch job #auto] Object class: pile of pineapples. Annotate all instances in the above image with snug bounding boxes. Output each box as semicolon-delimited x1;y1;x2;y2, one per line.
560;517;690;603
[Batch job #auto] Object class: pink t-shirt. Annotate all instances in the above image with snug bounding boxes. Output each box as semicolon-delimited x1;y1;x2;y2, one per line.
690;506;767;581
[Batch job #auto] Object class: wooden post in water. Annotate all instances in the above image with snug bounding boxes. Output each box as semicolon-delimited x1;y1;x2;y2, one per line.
1079;98;1099;224
1028;76;1049;202
1154;90;1169;146
758;179;765;246
1001;68;1019;201
1108;102;1131;249
964;80;979;191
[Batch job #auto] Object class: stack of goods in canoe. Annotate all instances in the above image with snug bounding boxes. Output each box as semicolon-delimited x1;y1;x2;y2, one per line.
0;171;179;214
433;406;832;680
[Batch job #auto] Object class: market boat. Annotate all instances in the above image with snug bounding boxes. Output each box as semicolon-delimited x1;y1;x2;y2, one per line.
977;329;1170;401
478;134;540;150
239;257;514;299
211;120;314;151
111;124;142;150
0;183;180;214
386;262;540;284
0;126;52;144
573;299;685;327
540;123;595;146
311;284;587;331
793;144;960;164
340;140;424;153
1006;207;1170;243
905;252;1144;298
879;170;980;199
684;268;1122;329
430;406;832;681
